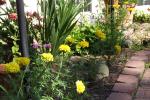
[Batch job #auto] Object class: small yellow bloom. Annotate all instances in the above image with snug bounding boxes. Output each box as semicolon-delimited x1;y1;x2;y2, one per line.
113;4;120;9
76;80;85;94
78;40;89;48
124;1;128;4
4;62;20;73
127;7;135;12
41;53;54;62
95;30;106;41
59;44;71;52
114;44;121;54
65;35;75;43
13;57;30;67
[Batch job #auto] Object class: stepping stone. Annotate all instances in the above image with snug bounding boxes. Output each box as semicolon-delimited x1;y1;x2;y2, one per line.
117;74;138;86
135;87;150;99
107;93;132;100
112;83;136;94
125;61;145;68
130;55;148;62
122;67;144;78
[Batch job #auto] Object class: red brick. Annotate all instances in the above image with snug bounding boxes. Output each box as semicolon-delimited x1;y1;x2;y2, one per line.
107;93;132;100
122;67;144;78
130;56;148;62
125;61;145;68
143;69;150;78
134;50;150;56
135;87;150;99
134;98;149;100
140;77;150;86
117;74;138;86
113;83;136;94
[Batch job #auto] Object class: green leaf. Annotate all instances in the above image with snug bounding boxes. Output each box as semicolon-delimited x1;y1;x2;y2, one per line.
0;85;8;94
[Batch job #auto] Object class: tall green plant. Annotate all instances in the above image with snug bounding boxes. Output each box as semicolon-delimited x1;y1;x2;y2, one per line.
38;0;84;55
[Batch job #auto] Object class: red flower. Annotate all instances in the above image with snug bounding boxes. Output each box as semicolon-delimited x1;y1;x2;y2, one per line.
0;0;6;5
8;13;17;20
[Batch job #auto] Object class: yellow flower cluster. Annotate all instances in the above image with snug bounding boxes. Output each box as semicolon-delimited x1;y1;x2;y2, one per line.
41;53;54;62
13;57;30;67
114;44;121;54
65;35;75;43
76;80;85;94
4;62;20;73
78;40;89;48
113;4;120;9
59;44;71;53
3;57;30;73
127;7;135;12
95;30;106;41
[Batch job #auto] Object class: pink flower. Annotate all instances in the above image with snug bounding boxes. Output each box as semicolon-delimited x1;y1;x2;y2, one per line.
32;39;41;49
8;13;17;20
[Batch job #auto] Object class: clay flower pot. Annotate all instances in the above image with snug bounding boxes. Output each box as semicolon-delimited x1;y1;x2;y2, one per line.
0;0;6;5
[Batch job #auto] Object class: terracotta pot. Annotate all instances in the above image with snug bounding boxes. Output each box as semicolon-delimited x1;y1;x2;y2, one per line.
0;0;6;5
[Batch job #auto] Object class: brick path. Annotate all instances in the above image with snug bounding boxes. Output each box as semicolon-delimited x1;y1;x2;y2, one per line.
107;49;150;100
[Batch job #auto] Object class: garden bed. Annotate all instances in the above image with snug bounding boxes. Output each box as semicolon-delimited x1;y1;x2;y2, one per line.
70;48;135;100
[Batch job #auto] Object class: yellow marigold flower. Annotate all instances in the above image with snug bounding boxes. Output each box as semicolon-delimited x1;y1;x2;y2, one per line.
113;4;120;9
78;40;89;48
4;62;20;73
114;44;121;54
124;1;128;4
76;80;85;94
65;35;75;43
41;53;54;62
127;7;135;12
13;57;30;67
95;30;106;41
59;44;71;52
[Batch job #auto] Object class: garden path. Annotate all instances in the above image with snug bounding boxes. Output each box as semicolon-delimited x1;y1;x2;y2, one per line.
106;49;150;100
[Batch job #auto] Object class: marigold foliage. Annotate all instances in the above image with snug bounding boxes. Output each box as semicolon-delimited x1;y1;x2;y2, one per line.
95;30;106;41
13;57;30;67
4;62;20;73
114;44;121;54
78;40;89;48
59;44;71;52
41;53;54;62
76;80;85;94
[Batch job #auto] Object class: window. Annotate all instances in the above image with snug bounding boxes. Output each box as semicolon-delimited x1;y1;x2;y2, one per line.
138;0;150;5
